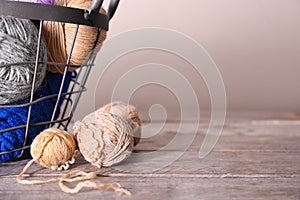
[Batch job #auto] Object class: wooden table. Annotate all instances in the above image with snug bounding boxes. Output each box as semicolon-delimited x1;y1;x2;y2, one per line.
1;112;300;199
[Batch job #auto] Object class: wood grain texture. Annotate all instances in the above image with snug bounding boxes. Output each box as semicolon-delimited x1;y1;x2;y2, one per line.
1;112;300;200
2;176;300;200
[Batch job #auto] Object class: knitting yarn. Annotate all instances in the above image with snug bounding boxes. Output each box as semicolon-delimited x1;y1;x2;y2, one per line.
31;128;77;170
74;112;134;168
10;0;55;4
0;16;47;104
0;71;73;162
99;102;141;146
44;0;107;73
18;126;131;195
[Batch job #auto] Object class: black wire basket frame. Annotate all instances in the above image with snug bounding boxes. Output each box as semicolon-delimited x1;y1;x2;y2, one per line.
0;0;120;160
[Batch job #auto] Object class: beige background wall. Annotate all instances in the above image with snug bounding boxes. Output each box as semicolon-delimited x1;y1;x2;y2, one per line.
77;0;300;119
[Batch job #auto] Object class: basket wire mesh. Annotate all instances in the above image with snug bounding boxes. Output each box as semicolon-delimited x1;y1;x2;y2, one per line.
0;0;120;160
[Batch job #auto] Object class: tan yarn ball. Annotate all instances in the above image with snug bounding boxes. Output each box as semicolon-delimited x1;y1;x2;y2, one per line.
99;102;141;146
30;128;77;170
43;0;107;73
73;112;134;168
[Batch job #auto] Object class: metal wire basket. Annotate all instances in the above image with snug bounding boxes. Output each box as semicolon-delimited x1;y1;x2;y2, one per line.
0;0;119;161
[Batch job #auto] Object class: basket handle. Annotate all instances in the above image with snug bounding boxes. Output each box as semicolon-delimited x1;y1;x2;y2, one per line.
89;0;120;21
90;0;104;12
107;0;120;20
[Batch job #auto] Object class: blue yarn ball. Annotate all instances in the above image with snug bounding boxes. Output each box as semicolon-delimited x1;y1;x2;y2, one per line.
0;71;73;162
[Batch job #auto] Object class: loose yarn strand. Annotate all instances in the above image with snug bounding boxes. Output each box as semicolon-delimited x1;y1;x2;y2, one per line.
58;170;131;195
17;159;59;184
17;162;131;195
59;180;131;196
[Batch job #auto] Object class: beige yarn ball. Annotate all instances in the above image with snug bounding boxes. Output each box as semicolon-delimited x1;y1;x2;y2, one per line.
43;0;107;73
30;128;77;170
73;112;134;168
99;102;141;146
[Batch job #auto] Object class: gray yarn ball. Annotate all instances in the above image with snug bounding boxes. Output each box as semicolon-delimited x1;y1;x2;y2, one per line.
0;16;47;104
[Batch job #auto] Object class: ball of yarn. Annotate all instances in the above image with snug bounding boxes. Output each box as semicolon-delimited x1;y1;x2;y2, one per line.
43;0;107;73
10;0;55;4
0;16;47;104
31;128;77;170
0;71;73;162
99;102;141;146
74;112;134;168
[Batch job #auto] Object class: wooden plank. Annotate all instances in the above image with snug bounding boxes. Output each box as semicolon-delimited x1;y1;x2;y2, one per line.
1;123;300;176
140;111;300;123
1;176;300;200
2;148;300;177
1;113;300;200
135;122;300;151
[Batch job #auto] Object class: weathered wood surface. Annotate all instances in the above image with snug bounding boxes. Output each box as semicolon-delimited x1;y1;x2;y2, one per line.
1;112;300;200
2;176;300;200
